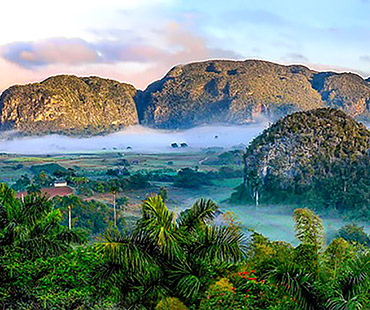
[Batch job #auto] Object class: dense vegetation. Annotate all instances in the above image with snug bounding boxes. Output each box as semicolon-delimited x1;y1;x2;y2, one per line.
0;75;138;135
1;60;370;135
231;108;370;220
139;60;370;128
0;183;369;309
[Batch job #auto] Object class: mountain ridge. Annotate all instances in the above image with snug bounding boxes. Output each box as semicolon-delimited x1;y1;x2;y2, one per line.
1;59;370;135
0;75;138;135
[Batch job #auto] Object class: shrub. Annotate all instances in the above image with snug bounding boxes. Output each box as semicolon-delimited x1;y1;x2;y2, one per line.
155;297;189;310
173;168;212;188
199;278;237;310
200;271;298;310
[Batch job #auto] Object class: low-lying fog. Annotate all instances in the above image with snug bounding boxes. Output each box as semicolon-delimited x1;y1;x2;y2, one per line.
0;124;268;154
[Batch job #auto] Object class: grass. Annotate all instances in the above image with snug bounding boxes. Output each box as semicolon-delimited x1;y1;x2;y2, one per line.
2;151;368;245
4;156;60;162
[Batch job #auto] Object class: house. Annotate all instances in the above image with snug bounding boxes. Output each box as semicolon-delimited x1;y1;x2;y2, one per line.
16;186;73;199
54;180;68;187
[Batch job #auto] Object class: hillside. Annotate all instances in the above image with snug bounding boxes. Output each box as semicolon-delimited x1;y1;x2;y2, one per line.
139;60;370;128
232;108;370;214
1;60;370;135
0;75;138;135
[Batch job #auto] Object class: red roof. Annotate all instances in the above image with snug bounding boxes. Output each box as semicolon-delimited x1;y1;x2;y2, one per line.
16;186;74;199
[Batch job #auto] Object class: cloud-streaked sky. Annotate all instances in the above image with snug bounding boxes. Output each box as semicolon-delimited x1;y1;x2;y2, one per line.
0;0;369;91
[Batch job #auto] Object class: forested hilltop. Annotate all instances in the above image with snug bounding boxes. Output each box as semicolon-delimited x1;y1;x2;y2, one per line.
0;75;138;135
232;108;370;219
1;59;370;135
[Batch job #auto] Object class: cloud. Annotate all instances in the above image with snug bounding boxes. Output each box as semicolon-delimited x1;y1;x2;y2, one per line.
281;52;309;63
307;62;370;78
360;55;370;62
2;38;99;67
0;20;243;90
222;9;289;27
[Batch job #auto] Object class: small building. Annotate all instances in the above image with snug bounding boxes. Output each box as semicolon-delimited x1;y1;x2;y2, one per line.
16;186;73;199
54;180;67;187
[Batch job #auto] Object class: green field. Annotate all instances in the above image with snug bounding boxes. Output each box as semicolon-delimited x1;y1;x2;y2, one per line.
1;150;368;244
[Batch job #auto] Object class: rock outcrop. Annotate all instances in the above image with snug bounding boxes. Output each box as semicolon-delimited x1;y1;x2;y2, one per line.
1;60;370;135
139;60;370;128
0;75;138;135
233;108;370;210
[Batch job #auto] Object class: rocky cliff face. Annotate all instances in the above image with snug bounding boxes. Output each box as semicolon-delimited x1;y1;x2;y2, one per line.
138;60;324;128
139;60;370;128
1;60;370;135
0;75;138;135
312;72;370;119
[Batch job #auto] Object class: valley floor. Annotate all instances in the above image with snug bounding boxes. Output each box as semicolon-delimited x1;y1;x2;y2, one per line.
1;150;368;244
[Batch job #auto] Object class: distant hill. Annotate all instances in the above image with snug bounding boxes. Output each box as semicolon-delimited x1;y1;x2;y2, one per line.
231;108;370;216
139;60;370;128
0;75;138;135
1;59;370;135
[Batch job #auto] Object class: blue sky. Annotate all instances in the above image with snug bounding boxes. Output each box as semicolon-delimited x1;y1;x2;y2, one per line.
0;0;369;90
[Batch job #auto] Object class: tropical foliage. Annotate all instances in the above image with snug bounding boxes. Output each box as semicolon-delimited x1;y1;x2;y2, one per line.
0;184;369;309
95;195;247;308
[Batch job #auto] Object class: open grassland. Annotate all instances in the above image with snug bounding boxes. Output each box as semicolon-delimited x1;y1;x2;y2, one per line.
1;150;368;244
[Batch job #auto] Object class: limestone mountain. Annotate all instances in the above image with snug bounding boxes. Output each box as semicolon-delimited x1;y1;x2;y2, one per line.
232;108;370;215
139;60;370;128
0;75;138;135
312;72;370;120
1;60;370;135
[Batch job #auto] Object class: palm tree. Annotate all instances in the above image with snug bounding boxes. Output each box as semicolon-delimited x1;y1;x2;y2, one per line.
327;252;370;310
109;185;118;227
266;260;324;310
95;195;247;308
54;195;82;230
0;184;85;259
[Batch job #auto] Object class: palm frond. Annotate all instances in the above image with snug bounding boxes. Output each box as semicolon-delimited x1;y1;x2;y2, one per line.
138;195;182;259
267;260;322;310
96;229;156;273
177;199;219;231
327;252;370;309
168;260;204;300
193;225;247;263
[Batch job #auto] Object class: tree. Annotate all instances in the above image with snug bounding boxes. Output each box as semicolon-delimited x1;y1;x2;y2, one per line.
173;168;212;188
95;195;247;308
54;195;83;230
0;184;85;258
158;186;168;202
338;223;370;246
327;252;370;310
11;175;31;191
293;208;324;251
109;185;118;227
27;182;41;194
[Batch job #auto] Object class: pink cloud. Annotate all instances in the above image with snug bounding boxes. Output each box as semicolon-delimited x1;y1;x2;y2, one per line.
2;38;99;67
34;39;98;65
0;21;243;91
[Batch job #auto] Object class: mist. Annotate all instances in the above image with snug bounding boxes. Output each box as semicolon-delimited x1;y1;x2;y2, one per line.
0;124;268;154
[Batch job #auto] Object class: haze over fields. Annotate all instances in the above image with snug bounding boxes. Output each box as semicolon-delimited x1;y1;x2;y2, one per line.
0;124;267;154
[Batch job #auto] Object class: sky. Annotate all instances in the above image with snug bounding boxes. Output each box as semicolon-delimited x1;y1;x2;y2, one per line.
0;0;369;91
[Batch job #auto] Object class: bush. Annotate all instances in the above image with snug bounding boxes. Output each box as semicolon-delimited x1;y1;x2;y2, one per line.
199;278;236;310
173;168;212;188
155;297;189;310
200;271;298;310
338;224;370;246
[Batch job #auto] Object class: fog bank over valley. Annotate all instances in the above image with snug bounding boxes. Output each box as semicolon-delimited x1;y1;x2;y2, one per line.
0;124;268;154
